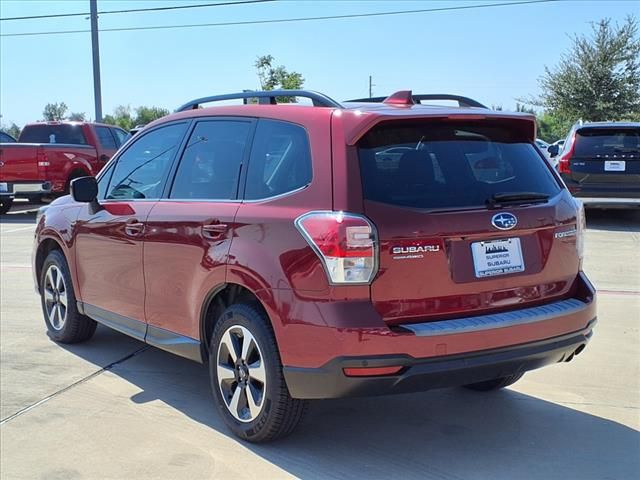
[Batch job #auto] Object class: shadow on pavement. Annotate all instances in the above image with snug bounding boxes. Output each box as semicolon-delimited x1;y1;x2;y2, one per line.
585;208;640;233
61;328;640;480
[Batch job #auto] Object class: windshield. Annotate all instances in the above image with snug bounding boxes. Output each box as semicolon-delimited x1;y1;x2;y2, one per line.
575;128;640;155
358;122;561;210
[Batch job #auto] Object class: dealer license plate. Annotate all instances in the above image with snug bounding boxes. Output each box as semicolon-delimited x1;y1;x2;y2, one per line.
604;160;625;172
471;238;525;278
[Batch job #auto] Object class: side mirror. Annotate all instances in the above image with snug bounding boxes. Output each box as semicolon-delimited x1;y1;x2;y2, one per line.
547;144;560;158
71;176;98;203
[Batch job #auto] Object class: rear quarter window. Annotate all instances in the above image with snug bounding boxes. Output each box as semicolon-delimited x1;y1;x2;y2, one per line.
358;122;561;210
244;119;311;200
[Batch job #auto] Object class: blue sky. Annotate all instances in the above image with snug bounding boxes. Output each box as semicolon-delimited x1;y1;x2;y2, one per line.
0;0;637;127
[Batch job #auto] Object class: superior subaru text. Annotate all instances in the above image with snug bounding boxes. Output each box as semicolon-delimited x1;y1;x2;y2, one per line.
33;90;597;442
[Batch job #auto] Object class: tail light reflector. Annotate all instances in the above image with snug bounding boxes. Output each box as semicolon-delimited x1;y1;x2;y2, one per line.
295;211;378;284
343;366;402;377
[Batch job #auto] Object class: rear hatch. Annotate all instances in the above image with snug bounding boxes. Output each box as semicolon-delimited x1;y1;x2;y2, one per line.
357;118;580;324
564;125;640;194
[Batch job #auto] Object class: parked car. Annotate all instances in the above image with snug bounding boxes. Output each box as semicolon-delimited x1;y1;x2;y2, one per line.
0;121;130;214
550;121;640;208
33;89;596;442
0;131;17;143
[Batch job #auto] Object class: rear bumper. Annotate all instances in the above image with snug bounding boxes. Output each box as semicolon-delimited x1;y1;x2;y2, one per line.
281;273;597;399
284;322;594;399
560;176;640;208
0;181;51;198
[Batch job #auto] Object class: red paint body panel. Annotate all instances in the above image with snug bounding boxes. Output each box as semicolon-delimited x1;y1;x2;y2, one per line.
74;201;156;322
143;201;240;338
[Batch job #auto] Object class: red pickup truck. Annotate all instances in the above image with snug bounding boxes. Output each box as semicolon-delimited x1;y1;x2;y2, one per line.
0;122;129;214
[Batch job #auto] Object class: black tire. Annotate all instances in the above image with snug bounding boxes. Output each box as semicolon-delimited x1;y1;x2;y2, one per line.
40;250;97;343
209;303;307;443
0;197;13;215
464;373;524;392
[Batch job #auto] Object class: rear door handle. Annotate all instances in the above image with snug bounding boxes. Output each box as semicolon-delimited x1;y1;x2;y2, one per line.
125;221;145;237
202;223;228;240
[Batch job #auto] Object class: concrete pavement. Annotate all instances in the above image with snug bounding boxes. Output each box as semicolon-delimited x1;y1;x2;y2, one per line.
1;207;638;479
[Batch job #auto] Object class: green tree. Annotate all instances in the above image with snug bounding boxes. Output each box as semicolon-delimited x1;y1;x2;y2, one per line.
67;112;87;122
103;105;134;131
254;55;304;102
6;123;21;139
42;102;68;121
134;106;169;126
535;15;640;121
537;113;573;143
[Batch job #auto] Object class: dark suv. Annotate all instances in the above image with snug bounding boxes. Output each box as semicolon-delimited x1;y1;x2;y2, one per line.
33;90;597;442
553;121;640;208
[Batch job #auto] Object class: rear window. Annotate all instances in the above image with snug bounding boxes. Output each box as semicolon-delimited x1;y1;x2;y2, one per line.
575;128;640;156
18;124;88;145
358;122;561;210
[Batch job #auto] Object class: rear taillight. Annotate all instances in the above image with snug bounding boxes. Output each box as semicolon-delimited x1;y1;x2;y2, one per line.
558;132;576;174
295;211;378;284
36;149;49;168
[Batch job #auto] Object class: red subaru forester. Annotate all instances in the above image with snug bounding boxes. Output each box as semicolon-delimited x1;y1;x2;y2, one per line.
33;90;597;442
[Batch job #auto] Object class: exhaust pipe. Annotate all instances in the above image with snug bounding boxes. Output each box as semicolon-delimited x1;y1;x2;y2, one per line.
564;344;586;362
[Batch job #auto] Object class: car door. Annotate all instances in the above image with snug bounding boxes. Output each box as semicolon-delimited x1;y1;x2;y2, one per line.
143;118;253;349
74;122;189;337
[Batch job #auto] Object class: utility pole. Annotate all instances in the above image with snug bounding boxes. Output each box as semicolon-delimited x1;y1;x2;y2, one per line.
90;0;103;122
368;75;374;98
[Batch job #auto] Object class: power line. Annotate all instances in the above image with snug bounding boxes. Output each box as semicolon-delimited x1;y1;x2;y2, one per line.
0;0;561;38
0;0;276;22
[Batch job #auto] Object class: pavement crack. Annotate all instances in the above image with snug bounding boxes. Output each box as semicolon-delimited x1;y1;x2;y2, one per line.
0;346;149;425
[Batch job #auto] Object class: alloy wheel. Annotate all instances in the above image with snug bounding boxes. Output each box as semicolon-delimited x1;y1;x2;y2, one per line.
216;325;267;423
43;265;68;331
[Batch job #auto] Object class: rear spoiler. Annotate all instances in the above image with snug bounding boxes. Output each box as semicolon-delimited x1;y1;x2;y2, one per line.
344;113;537;146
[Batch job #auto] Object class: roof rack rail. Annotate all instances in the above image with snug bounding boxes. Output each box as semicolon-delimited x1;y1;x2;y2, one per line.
176;90;343;112
345;93;487;109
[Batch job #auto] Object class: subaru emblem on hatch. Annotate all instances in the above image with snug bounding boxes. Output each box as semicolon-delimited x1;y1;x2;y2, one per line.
491;212;517;230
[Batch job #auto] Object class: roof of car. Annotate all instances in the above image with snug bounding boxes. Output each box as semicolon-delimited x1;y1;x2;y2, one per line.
150;103;536;145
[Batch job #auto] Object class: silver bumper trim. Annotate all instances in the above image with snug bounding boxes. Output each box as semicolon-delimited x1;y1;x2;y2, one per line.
402;298;588;336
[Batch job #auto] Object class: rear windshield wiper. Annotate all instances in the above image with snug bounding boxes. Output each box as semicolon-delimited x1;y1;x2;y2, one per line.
486;192;550;208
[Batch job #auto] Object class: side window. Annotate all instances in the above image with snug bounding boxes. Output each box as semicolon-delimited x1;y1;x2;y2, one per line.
170;120;251;200
112;128;130;147
106;123;188;200
95;126;117;149
245;120;311;200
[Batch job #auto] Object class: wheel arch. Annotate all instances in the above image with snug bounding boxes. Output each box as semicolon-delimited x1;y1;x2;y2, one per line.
34;236;66;292
199;282;275;362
